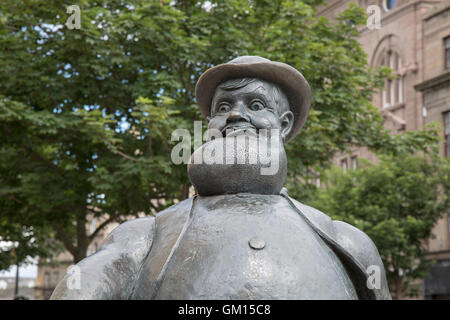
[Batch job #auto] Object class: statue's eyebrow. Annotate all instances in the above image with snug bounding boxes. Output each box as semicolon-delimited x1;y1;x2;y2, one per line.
243;89;272;106
212;95;233;105
211;84;273;109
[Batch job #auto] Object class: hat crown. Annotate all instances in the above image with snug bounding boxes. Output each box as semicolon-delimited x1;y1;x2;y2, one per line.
228;56;270;65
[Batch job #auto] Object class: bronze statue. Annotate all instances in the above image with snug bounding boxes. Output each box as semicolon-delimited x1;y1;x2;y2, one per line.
51;56;391;300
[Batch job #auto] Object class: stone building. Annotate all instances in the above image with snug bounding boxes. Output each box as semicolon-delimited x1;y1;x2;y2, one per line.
318;0;450;299
34;251;73;300
415;0;450;299
0;276;35;300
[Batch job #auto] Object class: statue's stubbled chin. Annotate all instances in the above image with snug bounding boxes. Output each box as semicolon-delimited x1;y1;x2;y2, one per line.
187;134;287;196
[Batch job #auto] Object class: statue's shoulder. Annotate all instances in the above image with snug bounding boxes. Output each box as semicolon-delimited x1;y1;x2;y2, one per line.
287;196;391;299
51;216;157;300
107;197;194;246
156;197;194;220
332;220;383;271
103;216;155;248
287;196;379;263
50;198;194;300
287;197;335;237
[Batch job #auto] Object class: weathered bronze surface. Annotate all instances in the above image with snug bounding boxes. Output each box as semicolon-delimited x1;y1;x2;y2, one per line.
51;56;391;300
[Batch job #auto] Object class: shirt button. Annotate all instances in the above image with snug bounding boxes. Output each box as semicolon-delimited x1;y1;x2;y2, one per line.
249;237;265;250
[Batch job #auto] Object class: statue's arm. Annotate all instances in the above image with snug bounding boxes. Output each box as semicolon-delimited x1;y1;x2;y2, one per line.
285;195;391;299
333;221;392;300
50;217;155;300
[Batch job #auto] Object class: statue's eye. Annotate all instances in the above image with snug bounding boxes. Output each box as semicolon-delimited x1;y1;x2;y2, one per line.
249;100;265;111
217;103;231;113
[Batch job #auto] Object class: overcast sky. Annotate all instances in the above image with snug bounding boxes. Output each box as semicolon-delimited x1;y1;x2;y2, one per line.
0;264;38;278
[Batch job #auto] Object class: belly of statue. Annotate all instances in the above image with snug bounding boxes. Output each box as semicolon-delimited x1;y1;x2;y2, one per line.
133;194;358;300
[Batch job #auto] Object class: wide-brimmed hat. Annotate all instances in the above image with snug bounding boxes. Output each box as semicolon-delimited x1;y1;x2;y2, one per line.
195;56;311;142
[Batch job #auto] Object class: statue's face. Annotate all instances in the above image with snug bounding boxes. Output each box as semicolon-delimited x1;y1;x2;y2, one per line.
208;79;293;142
189;78;291;195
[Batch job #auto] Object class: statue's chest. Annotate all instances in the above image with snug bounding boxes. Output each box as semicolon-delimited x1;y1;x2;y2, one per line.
133;194;357;300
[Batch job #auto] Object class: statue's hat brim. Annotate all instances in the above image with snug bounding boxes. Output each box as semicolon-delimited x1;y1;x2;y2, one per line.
195;56;311;142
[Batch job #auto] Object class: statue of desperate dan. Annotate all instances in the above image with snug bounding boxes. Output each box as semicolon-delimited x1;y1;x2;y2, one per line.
51;56;391;300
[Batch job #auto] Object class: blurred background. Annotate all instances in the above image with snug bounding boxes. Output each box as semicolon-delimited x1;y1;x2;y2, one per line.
0;0;449;300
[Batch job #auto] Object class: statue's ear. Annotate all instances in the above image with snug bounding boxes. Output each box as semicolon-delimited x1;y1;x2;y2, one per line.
279;110;294;142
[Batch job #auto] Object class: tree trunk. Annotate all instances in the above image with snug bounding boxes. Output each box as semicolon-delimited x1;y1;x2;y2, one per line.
395;277;403;300
73;248;87;264
181;184;190;200
73;214;88;263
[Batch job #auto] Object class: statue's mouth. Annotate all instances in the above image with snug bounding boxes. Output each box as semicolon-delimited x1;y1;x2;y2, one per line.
221;124;257;138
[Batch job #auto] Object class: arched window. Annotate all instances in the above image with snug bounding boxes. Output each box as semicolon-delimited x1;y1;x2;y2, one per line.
380;50;403;108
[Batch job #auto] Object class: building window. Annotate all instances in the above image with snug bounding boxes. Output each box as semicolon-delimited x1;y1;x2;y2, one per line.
44;272;51;288
445;36;450;69
445;111;450;157
383;0;397;11
341;159;348;172
351;156;358;170
381;51;403;108
53;271;60;285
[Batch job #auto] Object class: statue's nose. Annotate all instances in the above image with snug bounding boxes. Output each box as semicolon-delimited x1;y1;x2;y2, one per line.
226;103;249;123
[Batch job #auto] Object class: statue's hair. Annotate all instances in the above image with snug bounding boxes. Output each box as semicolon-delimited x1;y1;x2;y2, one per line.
218;78;258;90
217;78;290;115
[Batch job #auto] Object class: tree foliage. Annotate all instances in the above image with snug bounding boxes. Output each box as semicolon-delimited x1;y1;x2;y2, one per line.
0;0;440;266
309;155;450;299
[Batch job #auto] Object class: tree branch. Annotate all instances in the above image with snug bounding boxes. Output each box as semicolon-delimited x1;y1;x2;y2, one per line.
52;223;75;257
116;149;139;162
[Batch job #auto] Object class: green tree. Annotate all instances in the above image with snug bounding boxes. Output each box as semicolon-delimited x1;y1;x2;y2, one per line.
0;222;60;272
309;155;450;299
0;0;440;267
